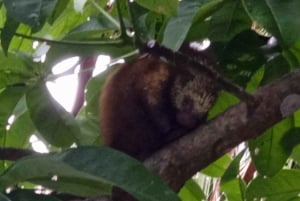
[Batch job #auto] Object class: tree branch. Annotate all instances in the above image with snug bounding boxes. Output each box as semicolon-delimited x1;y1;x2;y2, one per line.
0;147;37;161
145;69;300;191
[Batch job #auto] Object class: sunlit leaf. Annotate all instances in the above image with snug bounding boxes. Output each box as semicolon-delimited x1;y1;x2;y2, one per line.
26;82;79;147
246;170;300;201
249;118;294;176
201;154;231;177
179;179;205;201
207;92;239;119
0;16;19;54
222;179;246;201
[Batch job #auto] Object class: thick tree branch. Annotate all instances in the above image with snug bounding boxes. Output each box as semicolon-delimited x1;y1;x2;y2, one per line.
145;70;300;191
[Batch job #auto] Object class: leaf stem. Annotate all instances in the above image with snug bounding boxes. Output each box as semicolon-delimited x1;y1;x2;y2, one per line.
0;27;123;46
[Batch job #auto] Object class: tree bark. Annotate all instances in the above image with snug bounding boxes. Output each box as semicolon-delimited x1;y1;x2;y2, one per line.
145;70;300;191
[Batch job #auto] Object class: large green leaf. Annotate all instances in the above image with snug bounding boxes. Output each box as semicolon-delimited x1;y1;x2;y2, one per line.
48;0;71;25
6;111;35;148
26;82;79;147
75;115;101;146
179;179;205;201
0;147;180;201
185;0;225;41
249;118;294;176
201;154;231;177
208;0;251;42
0;52;37;89
0;16;19;54
260;54;290;85
3;0;57;31
162;0;223;50
243;0;300;47
221;152;246;201
221;179;246;201
135;0;178;16
212;30;266;86
64;17;119;41
0;86;26;140
85;66;117;116
0;149;111;197
246;170;300;201
162;0;204;50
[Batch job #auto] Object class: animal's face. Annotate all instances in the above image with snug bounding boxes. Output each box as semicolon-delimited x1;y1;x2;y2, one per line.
171;73;218;129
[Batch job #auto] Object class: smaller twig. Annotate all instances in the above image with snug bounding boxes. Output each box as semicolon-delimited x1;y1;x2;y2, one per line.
0;28;123;46
141;40;255;103
115;0;127;40
0;147;38;161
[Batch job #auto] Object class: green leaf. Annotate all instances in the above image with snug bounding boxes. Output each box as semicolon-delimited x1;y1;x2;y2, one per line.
6;24;35;53
179;179;205;201
0;86;26;140
0;193;10;201
212;30;266;86
86;66;117;116
288;129;300;164
246;66;264;93
135;0;178;16
0;147;180;201
26;82;79;147
221;151;244;183
221;179;246;201
243;0;300;47
0;16;19;54
220;151;246;201
249;117;294;176
186;0;225;41
162;0;206;50
0;151;111;197
6;111;35;148
3;0;57;31
201;154;231;177
65;16;119;41
48;0;71;25
76;115;101;146
260;54;290;85
246;170;300;201
0;52;36;89
208;0;251;42
207;92;239;119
